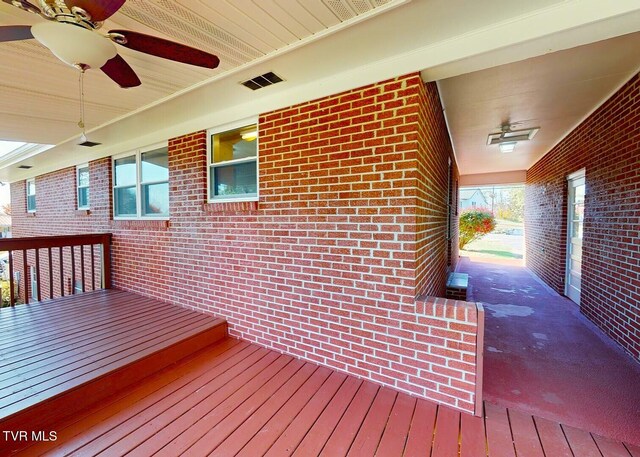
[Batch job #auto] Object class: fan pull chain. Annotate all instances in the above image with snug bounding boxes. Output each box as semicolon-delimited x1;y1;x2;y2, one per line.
78;70;85;132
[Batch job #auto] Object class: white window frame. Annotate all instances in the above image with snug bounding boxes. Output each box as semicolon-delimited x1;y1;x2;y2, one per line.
112;142;169;220
26;178;36;213
207;117;259;203
76;163;90;210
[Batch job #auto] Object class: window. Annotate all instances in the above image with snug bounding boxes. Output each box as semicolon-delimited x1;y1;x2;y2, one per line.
113;144;169;219
26;178;36;212
208;123;258;202
77;164;90;209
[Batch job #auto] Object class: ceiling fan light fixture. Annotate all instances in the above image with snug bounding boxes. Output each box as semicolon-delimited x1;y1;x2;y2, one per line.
31;22;116;70
499;142;517;154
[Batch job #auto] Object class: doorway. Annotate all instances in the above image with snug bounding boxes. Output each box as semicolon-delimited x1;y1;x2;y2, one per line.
566;170;585;305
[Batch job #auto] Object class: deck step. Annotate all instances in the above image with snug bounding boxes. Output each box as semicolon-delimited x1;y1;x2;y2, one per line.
446;272;469;300
0;289;227;443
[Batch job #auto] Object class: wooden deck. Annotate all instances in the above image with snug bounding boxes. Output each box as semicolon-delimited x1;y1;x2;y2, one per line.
0;289;227;448
9;338;639;456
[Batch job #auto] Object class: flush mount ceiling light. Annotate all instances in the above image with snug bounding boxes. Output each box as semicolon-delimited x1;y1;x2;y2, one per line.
499;142;517;154
487;124;539;153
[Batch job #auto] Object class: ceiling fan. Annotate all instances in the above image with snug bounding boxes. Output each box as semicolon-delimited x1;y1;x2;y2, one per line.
0;0;220;88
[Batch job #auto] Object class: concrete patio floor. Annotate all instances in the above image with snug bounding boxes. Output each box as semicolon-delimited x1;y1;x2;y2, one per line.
458;256;640;446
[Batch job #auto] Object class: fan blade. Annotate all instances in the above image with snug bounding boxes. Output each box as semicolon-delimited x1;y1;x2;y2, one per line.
0;25;32;42
3;0;42;16
101;54;141;88
109;30;220;69
64;0;126;21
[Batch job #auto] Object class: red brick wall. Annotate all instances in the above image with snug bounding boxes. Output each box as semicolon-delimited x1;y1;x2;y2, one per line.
11;74;480;412
526;73;640;360
416;82;459;296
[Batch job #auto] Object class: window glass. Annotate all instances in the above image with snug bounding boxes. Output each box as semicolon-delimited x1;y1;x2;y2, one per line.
211;162;257;198
26;179;36;212
209;124;258;200
142;182;169;216
77;165;90;209
114;186;137;216
113;147;168;218
114;156;137;187
142;148;169;182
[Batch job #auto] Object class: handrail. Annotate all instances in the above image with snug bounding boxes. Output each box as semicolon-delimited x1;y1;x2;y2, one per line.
0;233;112;307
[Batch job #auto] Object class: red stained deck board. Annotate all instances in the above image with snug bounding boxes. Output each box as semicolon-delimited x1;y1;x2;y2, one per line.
149;355;295;457
626;443;640;457
0;299;181;371
374;392;416;456
185;360;313;455
563;424;603;457
485;402;516;457
0;289;228;454
508;408;545;457
0;309;207;397
82;347;275;456
1;313;219;418
319;381;379;457
533;416;573;457
0;290;142;339
593;435;633;457
212;366;332;457
432;405;461;457
346;387;397;456
403;398;437;457
262;371;348;457
3;328;634;457
460;407;487;457
19;339;248;456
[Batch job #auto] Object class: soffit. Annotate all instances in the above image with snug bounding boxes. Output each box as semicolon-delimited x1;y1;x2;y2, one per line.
439;32;640;176
1;0;639;182
0;0;404;145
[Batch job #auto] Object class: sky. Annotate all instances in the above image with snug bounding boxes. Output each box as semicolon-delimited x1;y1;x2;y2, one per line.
0;141;23;210
0;184;9;208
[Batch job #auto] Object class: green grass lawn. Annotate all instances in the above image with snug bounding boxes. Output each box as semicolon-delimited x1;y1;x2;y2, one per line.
461;220;524;260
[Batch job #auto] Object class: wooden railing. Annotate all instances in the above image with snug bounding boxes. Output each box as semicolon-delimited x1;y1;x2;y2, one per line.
0;233;111;307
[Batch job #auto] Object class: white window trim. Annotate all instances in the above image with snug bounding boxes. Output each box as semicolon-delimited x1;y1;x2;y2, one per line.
76;163;90;210
26;178;36;213
112;142;169;220
206;117;259;204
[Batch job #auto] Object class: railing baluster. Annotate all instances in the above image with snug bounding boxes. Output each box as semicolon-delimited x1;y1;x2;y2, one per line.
91;244;96;291
23;249;29;305
80;244;86;293
70;246;76;295
35;248;41;302
8;250;15;307
0;234;112;305
59;246;64;297
48;247;53;300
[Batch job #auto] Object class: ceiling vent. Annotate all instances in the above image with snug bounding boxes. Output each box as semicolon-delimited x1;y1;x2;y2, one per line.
18;165;32;169
241;72;283;91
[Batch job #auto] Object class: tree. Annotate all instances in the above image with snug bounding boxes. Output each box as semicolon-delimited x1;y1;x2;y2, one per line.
459;209;496;249
1;203;10;215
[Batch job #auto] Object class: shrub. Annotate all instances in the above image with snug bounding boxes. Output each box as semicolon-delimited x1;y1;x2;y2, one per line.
459;209;496;249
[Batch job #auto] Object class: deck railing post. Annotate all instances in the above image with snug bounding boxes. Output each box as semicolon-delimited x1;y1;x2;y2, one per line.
101;235;112;289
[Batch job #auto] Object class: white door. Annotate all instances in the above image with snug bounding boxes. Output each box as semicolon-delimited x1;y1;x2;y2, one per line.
566;170;585;304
